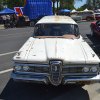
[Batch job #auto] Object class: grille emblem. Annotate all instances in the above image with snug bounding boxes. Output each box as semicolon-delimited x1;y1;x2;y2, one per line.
54;66;58;72
49;61;62;86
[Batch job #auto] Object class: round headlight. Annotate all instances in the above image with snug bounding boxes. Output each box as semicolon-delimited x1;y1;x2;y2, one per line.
83;67;89;73
23;66;29;71
15;66;21;71
91;67;97;72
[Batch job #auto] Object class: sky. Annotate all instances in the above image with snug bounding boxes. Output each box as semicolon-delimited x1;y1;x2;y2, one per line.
55;0;87;9
74;0;87;8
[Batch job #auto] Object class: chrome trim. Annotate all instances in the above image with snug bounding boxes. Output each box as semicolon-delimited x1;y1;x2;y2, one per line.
63;64;99;67
14;63;49;67
14;71;49;75
11;72;48;84
49;61;62;86
62;65;99;74
64;74;100;84
14;63;50;74
11;72;100;85
62;73;98;76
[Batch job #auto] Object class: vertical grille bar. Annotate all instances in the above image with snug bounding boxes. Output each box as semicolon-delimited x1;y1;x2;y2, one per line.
49;61;62;86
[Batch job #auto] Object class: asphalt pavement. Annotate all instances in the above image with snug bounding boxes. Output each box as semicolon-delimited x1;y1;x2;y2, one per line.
0;22;100;100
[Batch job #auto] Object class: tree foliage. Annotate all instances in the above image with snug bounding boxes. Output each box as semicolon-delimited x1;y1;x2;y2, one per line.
7;0;24;8
0;0;5;10
60;0;75;10
77;4;87;11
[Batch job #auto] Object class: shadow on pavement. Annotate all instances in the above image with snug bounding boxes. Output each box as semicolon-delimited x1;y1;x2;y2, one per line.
0;79;90;100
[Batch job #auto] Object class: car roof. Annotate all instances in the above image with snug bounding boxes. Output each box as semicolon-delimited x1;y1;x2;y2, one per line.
36;16;77;25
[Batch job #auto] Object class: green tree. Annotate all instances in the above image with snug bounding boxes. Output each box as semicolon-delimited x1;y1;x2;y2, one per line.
59;0;75;10
0;0;7;10
77;4;87;11
7;0;24;8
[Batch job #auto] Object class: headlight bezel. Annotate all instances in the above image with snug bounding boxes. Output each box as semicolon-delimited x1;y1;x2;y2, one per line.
14;66;22;71
90;67;98;73
13;63;49;73
13;63;99;73
82;64;99;73
82;67;90;73
63;64;99;74
23;66;30;71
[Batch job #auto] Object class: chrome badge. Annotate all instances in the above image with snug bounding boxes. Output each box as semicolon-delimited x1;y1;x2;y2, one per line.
49;61;62;86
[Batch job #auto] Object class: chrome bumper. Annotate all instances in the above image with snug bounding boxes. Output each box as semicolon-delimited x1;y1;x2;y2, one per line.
11;72;48;84
11;72;100;85
63;74;100;84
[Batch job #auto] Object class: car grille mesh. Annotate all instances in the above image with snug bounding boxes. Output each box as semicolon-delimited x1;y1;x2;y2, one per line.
62;67;83;74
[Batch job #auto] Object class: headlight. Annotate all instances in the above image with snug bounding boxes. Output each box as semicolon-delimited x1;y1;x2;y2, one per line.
23;66;29;71
14;66;21;71
82;67;89;73
91;67;97;72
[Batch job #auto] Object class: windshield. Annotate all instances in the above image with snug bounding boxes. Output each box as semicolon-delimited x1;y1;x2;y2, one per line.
34;24;79;37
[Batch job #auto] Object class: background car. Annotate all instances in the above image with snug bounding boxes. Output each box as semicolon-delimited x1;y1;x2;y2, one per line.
71;14;82;22
77;11;95;21
94;13;100;20
90;20;100;36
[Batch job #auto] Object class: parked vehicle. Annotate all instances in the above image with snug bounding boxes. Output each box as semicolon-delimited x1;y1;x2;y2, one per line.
11;16;100;86
90;20;100;36
94;13;100;20
57;9;71;16
71;14;82;22
23;0;53;26
77;11;95;21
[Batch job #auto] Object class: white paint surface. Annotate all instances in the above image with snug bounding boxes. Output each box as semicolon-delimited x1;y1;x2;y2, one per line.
0;68;13;74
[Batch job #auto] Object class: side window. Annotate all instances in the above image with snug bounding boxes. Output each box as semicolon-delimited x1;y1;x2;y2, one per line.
74;25;79;35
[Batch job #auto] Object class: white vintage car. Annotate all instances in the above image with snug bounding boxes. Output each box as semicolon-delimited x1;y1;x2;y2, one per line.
11;16;100;86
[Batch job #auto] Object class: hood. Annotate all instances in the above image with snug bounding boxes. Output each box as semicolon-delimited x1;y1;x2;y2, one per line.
13;37;100;64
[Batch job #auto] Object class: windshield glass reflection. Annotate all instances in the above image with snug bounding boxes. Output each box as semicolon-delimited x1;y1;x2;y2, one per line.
34;24;79;37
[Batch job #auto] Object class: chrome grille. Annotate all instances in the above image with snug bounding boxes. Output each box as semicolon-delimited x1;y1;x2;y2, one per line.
62;67;83;74
50;61;62;86
29;66;49;73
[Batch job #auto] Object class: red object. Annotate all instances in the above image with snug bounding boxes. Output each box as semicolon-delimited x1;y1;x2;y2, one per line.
14;7;23;16
90;20;100;37
95;13;100;20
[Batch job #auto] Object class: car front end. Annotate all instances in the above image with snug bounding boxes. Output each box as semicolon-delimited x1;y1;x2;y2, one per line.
11;61;100;86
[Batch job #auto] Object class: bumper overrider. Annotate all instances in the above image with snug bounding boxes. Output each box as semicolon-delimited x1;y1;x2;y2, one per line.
11;61;100;86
